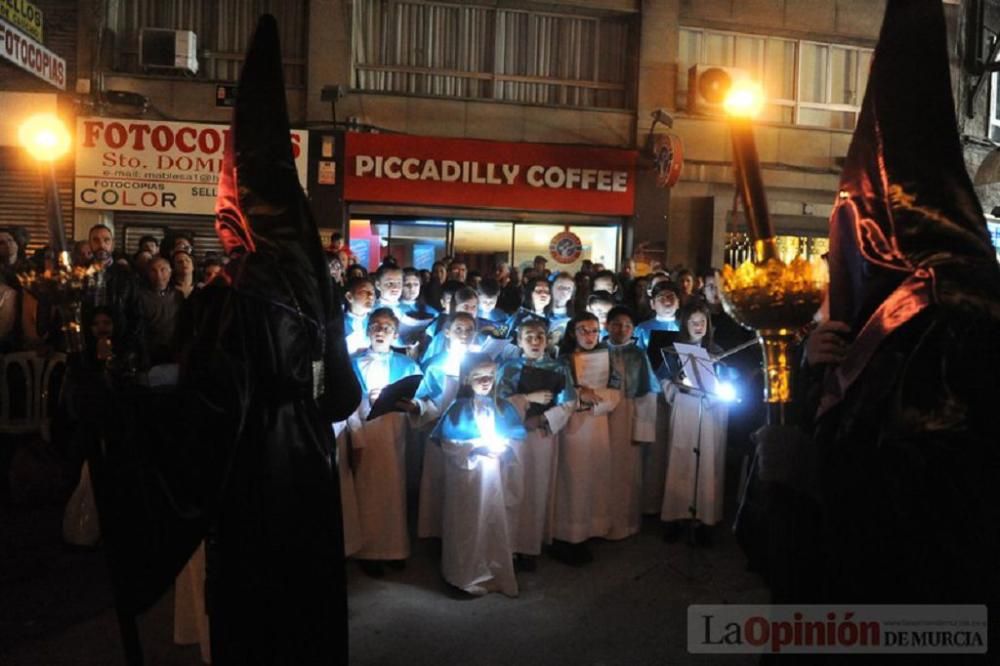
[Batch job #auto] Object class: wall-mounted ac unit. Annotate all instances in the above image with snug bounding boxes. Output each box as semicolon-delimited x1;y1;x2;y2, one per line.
687;64;749;115
139;28;198;75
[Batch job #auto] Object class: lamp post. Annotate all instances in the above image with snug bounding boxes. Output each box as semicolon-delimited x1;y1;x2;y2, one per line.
722;82;779;264
16;113;89;352
18;113;72;270
716;83;827;423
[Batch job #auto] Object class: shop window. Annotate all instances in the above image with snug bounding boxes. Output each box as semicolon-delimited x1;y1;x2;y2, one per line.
989;46;1000;142
512;224;618;276
678;27;871;130
453;220;513;278
353;0;635;110
110;0;308;85
358;219;449;272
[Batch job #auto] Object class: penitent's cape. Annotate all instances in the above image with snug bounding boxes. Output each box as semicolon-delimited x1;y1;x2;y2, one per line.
88;14;360;666
742;0;1000;633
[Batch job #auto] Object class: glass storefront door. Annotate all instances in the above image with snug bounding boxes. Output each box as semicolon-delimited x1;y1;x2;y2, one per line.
350;216;621;274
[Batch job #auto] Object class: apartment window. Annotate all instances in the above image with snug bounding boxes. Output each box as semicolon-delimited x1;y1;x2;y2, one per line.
989;47;1000;142
353;0;635;110
110;0;308;85
679;27;872;129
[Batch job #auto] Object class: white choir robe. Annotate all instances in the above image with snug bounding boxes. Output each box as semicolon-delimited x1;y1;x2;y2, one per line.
412;352;462;538
435;397;525;597
606;342;659;540
496;357;576;556
641;393;671;515
173;542;210;663
348;350;423;560
505;399;573;554
551;387;621;544
660;381;729;525
334;420;363;557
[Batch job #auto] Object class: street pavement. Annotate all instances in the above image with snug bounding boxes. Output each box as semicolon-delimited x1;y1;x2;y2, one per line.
1;498;766;666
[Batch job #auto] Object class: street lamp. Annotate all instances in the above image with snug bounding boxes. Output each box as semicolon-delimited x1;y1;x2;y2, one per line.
18;112;72;269
16;113;89;353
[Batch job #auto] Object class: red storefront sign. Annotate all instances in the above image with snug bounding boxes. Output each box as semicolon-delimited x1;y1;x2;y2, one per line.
345;133;636;216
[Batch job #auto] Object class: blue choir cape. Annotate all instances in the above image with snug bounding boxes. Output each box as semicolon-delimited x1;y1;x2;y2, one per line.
374;299;404;318
414;350;461;402
400;300;439;318
548;311;571;332
496;355;577;405
479;308;510;324
505;308;548;340
421;331;505;367
344;311;371;354
350;348;422;394
430;396;527;443
420;332;453;367
607;340;661;397
635;317;679;349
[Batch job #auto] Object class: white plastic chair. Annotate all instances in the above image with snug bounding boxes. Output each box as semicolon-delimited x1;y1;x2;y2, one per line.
0;351;44;435
39;352;67;442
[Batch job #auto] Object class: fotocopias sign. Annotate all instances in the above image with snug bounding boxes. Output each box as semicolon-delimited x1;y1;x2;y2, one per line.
74;117;308;214
0;16;63;89
345;133;636;216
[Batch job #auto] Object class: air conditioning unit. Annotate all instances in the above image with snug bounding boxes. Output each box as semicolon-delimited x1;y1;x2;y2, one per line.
686;64;749;116
139;28;198;74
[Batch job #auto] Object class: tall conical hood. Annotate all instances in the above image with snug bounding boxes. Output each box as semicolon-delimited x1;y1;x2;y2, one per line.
214;14;320;255
828;0;996;328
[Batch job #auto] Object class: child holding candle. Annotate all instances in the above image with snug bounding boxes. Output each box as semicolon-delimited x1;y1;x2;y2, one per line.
432;353;526;596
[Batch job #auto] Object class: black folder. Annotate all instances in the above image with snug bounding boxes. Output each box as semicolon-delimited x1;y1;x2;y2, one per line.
517;365;566;417
366;374;423;421
646;329;680;371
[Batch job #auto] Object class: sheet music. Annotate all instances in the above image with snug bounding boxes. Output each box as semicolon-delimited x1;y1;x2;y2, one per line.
573;349;610;389
672;342;719;395
397;312;435;344
473;335;512;360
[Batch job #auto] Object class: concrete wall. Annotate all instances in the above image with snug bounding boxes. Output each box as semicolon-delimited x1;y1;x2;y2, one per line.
679;0;884;42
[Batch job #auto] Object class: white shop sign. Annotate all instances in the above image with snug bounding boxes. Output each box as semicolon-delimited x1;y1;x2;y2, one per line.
0;17;64;89
74;117;309;215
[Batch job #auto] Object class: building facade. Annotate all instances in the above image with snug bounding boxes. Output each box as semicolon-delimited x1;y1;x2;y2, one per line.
4;0;998;268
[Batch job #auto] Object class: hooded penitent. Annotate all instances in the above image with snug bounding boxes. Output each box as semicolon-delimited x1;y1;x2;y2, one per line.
821;0;1000;415
190;14;358;664
748;0;1000;620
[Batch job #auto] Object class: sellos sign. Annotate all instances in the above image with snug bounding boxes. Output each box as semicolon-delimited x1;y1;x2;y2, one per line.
344;133;636;215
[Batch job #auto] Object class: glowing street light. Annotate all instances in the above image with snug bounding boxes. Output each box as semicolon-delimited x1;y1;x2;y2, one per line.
18;113;72;162
18;113;72;269
723;81;765;120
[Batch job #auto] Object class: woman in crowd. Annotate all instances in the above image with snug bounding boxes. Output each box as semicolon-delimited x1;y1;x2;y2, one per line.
660;302;728;546
547;273;576;347
604;306;660;540
172;250;196;299
343;276;376;355
505;277;551;338
550;312;620;565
